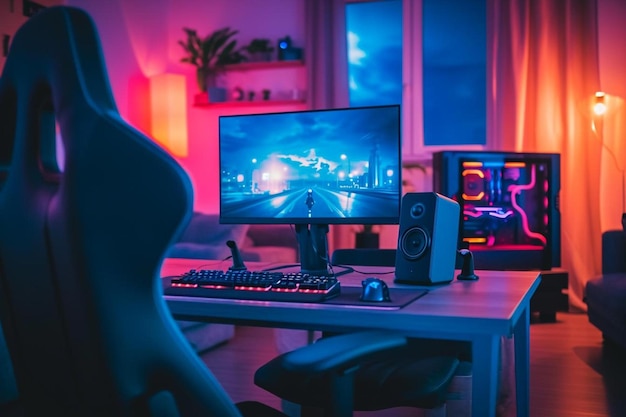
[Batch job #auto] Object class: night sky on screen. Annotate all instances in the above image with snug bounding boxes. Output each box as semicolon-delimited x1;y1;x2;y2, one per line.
219;106;400;178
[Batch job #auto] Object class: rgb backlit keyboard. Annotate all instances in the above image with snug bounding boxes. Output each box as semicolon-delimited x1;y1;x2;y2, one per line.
164;269;341;303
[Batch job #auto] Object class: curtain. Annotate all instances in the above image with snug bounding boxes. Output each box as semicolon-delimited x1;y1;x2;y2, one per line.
305;0;353;250
489;0;602;311
305;0;617;310
305;0;350;110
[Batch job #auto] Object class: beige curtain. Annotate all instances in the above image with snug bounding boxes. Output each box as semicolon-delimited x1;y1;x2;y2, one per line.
489;0;602;311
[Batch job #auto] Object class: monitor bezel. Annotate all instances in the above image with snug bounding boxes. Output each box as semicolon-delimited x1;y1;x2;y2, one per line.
218;104;403;226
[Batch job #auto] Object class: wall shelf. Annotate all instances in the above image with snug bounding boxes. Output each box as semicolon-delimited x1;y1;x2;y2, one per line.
192;60;306;108
223;60;304;72
194;98;306;108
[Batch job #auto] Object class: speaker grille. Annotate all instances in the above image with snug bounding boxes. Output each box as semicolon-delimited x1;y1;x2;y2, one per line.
399;227;430;260
395;192;460;285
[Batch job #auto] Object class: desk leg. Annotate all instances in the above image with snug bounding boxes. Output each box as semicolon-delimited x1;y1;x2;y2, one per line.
514;305;530;417
471;334;500;417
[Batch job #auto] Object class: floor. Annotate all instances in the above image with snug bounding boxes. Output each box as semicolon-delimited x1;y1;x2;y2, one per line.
199;312;626;417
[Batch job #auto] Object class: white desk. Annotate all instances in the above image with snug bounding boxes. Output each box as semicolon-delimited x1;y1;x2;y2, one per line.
162;258;541;417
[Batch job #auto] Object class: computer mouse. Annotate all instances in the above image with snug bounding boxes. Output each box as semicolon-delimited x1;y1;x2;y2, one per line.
360;277;391;302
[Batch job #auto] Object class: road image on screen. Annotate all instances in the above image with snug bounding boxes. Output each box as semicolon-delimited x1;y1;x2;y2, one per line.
219;105;402;225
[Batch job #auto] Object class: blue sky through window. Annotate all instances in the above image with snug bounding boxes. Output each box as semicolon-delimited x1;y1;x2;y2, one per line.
345;0;402;107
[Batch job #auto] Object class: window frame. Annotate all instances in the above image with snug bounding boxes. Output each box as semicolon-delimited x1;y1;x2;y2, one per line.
343;0;487;164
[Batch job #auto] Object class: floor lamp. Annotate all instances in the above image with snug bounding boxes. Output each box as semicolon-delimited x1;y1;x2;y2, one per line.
593;91;625;226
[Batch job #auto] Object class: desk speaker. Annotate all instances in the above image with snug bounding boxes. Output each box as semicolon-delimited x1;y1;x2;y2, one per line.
395;192;460;285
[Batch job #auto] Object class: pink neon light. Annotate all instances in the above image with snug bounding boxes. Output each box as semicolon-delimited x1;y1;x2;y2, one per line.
463;210;483;218
508;165;548;246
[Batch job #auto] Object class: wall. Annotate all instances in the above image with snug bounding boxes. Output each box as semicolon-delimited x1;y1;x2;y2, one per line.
0;0;63;71
6;0;623;236
66;0;306;213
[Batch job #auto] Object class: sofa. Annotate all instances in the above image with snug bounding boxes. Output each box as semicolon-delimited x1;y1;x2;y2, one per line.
585;221;626;351
168;212;299;264
167;212;299;352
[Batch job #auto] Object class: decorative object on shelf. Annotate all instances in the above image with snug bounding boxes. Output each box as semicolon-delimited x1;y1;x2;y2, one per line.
208;88;227;103
232;86;245;101
248;91;255;101
262;89;271;101
291;88;305;101
243;38;275;62
178;26;246;101
277;35;302;61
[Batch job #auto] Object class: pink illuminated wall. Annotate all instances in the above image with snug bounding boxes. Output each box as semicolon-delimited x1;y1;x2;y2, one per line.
66;0;306;213
65;0;625;220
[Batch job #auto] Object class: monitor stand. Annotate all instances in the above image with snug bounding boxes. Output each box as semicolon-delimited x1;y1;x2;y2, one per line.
295;224;330;275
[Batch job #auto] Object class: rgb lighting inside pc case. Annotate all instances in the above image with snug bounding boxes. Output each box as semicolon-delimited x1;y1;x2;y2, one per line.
433;151;561;270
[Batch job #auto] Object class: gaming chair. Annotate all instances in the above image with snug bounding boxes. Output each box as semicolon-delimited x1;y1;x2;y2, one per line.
0;6;426;417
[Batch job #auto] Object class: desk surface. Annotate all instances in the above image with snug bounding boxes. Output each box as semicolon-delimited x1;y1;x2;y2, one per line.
162;258;540;338
161;258;541;417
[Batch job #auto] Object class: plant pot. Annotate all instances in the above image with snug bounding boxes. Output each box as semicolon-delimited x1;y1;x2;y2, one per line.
196;68;209;93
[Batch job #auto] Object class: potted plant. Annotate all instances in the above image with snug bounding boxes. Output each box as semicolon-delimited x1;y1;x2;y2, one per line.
243;38;275;62
178;27;247;101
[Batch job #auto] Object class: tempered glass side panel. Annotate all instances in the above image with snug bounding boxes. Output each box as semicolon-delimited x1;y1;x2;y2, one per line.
433;151;561;270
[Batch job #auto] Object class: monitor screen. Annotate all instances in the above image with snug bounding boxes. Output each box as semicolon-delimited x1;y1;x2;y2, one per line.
218;105;402;226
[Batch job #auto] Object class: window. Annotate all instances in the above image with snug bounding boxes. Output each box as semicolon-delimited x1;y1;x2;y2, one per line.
422;0;486;146
345;0;402;107
343;0;486;155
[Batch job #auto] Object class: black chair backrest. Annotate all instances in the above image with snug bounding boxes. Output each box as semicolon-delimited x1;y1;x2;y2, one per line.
0;6;241;416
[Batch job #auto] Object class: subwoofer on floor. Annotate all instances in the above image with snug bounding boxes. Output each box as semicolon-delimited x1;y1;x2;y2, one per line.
395;192;460;285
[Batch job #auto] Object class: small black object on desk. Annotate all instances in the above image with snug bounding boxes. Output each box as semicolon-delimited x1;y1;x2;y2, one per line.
226;240;247;271
457;249;479;281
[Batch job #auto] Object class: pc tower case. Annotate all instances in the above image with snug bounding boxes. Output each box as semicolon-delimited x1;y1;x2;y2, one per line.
433;151;561;271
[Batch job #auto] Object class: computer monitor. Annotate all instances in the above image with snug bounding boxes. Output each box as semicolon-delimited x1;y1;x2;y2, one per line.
433;151;561;270
219;105;402;274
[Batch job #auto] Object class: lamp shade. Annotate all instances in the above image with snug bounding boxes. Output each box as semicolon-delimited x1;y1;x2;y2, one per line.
150;73;188;157
593;91;607;116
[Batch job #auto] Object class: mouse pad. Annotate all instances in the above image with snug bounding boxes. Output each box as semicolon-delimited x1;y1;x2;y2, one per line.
323;287;428;309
